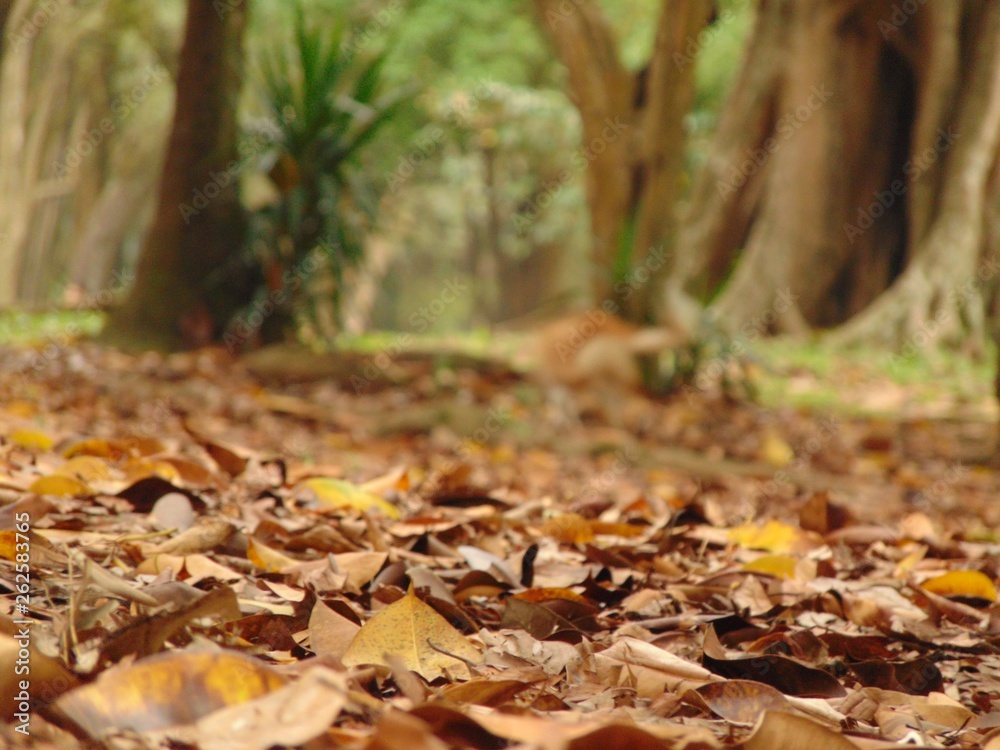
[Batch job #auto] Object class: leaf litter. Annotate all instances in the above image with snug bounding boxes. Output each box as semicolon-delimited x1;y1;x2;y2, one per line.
0;342;999;748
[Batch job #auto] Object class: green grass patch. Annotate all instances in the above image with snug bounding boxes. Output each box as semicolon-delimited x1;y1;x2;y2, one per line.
0;310;104;346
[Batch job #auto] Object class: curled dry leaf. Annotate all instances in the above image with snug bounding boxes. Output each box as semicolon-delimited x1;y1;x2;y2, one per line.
744;711;857;750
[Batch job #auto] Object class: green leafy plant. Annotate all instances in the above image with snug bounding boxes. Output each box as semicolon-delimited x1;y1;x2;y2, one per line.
239;3;411;345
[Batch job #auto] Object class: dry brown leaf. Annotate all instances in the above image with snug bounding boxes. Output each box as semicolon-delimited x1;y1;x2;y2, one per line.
146;519;235;555
309;600;361;659
167;666;348;750
0;632;79;722
333;551;389;589
685;680;790;725
247;537;300;572
744;711;857;750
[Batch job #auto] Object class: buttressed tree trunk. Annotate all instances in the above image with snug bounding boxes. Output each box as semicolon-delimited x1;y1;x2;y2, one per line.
102;0;248;351
674;0;1000;348
533;0;713;323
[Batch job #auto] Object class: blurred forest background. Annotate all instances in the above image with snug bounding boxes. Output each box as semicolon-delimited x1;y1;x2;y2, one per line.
1;0;999;364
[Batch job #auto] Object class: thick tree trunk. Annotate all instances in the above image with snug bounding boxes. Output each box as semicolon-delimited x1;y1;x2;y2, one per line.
671;0;1000;352
831;0;1000;347
533;0;712;323
102;0;248;351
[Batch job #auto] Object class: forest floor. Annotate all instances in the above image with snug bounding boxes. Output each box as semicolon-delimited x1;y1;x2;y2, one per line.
2;333;1000;749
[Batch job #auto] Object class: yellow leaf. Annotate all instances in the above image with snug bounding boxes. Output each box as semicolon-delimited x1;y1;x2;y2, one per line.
760;431;794;467
57;455;114;484
342;588;481;680
295;477;399;518
5;401;36;419
121;457;181;483
28;474;91;498
540;513;594;544
9;428;54;452
53;650;285;736
62;437;117;459
730;520;802;553
922;570;997;601
247;539;299;573
742;554;799;580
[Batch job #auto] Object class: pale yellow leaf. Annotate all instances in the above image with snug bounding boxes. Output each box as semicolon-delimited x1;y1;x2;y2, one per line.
342;588;480;680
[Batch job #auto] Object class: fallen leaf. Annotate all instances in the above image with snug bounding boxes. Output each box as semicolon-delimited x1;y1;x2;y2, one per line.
744;711;856;750
28;474;91;498
921;570;997;602
686;680;790;724
309;600;361;659
760;431;794;467
173;666;348;750
295;477;400;518
730;520;806;553
0;632;79;722
342;587;481;680
9;428;55;452
541;512;594;544
53;650;286;736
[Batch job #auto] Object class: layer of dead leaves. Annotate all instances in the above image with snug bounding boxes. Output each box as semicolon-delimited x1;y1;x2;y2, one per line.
1;342;1000;749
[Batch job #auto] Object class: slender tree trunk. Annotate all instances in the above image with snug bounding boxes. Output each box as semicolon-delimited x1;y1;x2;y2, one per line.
69;130;168;295
0;0;34;304
102;0;248;351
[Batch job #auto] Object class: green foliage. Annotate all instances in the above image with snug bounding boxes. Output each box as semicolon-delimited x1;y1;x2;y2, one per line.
240;2;411;343
380;0;555;90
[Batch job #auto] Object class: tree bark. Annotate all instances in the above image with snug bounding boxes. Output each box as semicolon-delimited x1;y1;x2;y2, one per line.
533;0;713;322
669;0;1000;351
831;0;1000;347
102;0;248;351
